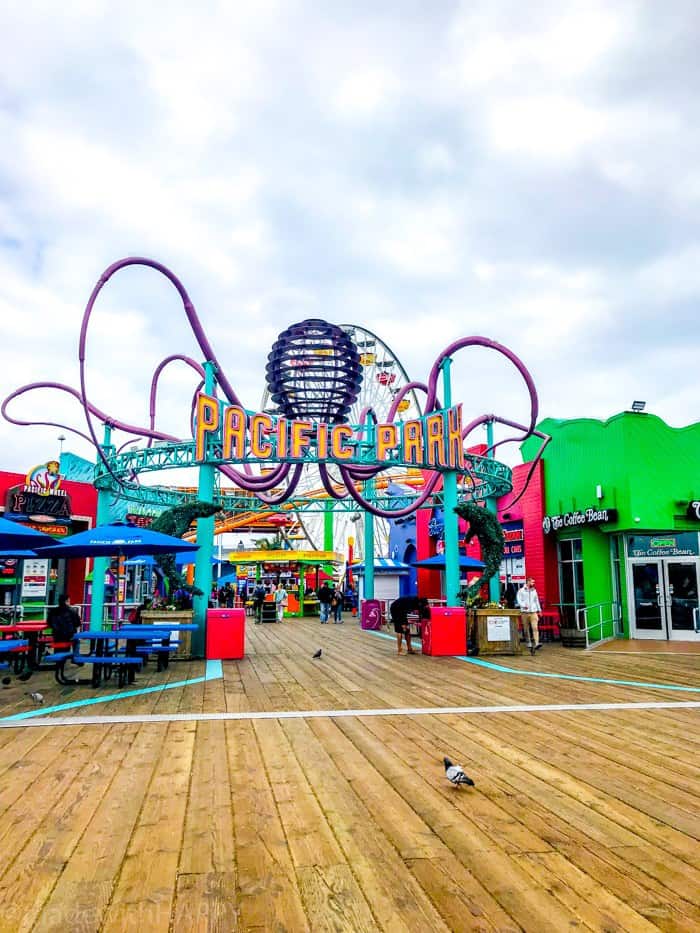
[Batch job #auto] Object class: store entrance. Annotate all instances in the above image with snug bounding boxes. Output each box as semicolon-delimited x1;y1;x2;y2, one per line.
630;559;700;640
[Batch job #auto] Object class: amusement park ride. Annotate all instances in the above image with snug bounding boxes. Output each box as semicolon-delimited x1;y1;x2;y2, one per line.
2;257;548;645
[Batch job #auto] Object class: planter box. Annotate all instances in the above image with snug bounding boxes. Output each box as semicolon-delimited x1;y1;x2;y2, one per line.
470;608;522;656
140;610;194;659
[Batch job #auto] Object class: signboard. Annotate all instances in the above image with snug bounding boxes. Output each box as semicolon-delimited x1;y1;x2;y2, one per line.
500;520;525;582
21;559;49;598
125;512;157;528
627;533;700;559
5;461;71;526
542;507;618;535
0;557;20;582
486;615;512;641
686;501;700;520
194;392;466;472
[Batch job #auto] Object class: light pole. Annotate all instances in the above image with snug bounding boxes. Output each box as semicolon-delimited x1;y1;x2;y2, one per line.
57;434;66;458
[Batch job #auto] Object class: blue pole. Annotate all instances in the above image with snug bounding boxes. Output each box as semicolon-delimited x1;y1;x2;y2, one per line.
192;361;217;657
486;418;501;604
90;423;113;629
364;479;375;600
442;358;460;607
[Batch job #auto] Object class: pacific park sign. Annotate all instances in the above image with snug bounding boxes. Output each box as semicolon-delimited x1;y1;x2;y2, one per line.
194;393;466;472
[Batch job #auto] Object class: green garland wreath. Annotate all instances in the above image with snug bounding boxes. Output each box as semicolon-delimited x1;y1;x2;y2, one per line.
454;502;504;600
151;500;221;599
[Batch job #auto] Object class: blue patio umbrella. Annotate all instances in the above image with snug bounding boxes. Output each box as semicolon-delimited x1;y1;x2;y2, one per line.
175;553;221;568
0;516;57;552
0;549;39;559
123;556;159;567
411;554;485;570
36;522;200;558
36;522;199;622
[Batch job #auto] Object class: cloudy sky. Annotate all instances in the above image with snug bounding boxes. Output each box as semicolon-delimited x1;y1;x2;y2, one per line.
1;0;699;477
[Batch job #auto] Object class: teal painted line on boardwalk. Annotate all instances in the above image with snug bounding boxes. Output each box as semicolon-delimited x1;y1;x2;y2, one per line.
459;656;700;692
367;629;700;693
1;658;224;723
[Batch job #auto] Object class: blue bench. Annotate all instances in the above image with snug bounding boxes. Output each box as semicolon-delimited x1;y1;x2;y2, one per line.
55;652;142;688
134;643;178;671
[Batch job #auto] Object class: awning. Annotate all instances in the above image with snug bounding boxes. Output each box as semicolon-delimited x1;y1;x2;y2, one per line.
350;558;411;574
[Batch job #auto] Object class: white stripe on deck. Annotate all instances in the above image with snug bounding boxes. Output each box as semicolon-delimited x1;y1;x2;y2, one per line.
1;699;699;729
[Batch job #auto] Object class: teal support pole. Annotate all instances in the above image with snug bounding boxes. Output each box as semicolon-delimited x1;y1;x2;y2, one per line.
441;358;460;607
192;361;217;657
486;418;501;604
363;478;375;600
323;499;334;552
90;423;113;629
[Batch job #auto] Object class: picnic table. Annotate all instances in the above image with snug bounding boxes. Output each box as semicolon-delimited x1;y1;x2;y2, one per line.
65;631;143;688
115;623;198;673
0;638;29;671
0;623;49;669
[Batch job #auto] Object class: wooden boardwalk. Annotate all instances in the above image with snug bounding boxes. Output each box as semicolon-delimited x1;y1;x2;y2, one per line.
0;618;698;932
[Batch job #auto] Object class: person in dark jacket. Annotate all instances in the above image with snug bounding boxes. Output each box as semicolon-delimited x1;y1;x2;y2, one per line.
47;594;81;643
389;596;430;655
317;583;333;623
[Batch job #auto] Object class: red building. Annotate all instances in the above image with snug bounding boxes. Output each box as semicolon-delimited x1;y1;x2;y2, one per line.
413;456;556;608
0;463;97;613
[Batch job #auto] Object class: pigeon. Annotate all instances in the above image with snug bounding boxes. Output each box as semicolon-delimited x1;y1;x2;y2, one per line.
17;670;33;682
312;648;322;659
26;692;44;705
2;676;11;687
443;757;475;786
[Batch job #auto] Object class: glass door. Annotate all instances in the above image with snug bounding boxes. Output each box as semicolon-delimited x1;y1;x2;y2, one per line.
631;562;664;637
664;560;700;641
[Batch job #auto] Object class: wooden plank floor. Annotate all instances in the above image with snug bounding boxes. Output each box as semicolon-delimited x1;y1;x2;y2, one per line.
0;617;698;931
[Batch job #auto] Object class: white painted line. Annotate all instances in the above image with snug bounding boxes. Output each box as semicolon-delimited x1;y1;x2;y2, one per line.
1;699;699;729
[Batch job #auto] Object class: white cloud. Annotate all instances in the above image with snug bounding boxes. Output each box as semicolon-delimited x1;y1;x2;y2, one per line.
2;0;700;474
486;95;608;159
331;67;400;120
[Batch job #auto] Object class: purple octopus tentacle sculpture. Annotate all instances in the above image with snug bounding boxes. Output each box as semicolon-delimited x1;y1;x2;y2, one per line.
1;256;549;519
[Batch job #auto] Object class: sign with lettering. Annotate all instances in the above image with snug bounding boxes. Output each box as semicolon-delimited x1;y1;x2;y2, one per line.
542;507;618;535
21;559;49;598
194;393;465;472
5;461;71;526
686;501;700;520
0;557;20;580
486;615;512;641
500;520;525;582
628;533;700;558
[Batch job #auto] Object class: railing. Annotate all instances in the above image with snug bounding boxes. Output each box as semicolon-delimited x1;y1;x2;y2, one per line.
0;601;141;629
575;601;622;647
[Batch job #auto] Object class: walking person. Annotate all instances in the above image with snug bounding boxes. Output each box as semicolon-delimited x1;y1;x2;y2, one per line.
275;583;288;622
517;576;542;652
332;585;343;623
389;596;431;655
318;582;333;623
252;581;266;623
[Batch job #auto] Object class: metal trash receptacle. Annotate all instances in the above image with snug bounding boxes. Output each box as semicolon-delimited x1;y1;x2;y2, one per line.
361;599;383;630
421;606;466;656
206;608;245;659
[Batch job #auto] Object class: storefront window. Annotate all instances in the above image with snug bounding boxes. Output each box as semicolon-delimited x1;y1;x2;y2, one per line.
558;537;585;627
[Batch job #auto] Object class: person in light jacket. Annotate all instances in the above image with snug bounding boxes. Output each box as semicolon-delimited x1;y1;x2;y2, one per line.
517;576;542;650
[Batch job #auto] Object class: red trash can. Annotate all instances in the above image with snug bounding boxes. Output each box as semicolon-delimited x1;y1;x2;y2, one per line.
361;599;383;630
421;606;466;656
206;608;245;659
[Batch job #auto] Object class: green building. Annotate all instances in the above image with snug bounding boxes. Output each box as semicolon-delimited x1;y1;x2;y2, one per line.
522;411;700;645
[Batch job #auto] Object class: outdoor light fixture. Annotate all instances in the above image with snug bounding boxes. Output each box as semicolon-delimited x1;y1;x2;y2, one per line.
631;400;646;412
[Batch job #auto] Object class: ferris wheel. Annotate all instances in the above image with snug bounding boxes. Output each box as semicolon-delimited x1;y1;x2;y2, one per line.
258;324;424;559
